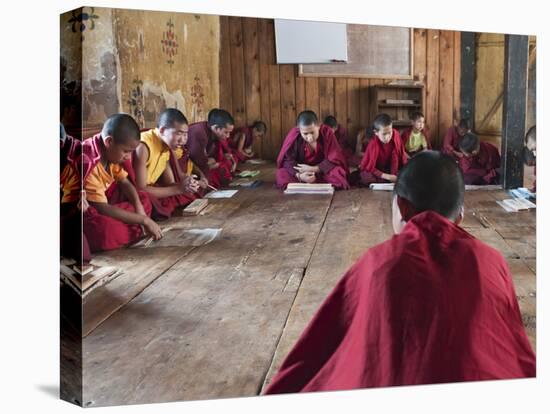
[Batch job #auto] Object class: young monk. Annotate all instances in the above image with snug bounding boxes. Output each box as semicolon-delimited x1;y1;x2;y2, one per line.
458;132;501;185
229;121;267;162
442;118;471;160
61;113;162;253
358;113;408;186
264;151;535;394
132;108;201;220
401;111;431;157
324;115;360;167
523;126;536;193
187;108;236;189
276;110;350;190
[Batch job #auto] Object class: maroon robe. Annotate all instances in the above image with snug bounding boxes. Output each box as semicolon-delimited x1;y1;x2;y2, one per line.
459;141;501;185
80;134;154;252
229;126;254;162
187;121;233;188
442;126;463;158
359;129;407;185
401;126;432;155
333;124;361;167
276;124;350;190
264;211;535;394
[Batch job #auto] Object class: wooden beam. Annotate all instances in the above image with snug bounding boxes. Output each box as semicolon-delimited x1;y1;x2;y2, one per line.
501;34;529;189
460;32;476;124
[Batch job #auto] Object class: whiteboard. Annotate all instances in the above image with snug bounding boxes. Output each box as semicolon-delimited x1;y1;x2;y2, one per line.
299;24;413;79
274;19;348;64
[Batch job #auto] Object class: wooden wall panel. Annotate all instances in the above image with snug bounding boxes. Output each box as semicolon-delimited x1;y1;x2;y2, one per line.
220;18;462;160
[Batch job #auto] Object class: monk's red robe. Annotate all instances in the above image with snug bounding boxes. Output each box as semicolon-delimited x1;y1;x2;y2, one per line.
401;126;432;156
80;134;154;252
459;141;501;185
333;124;361;168
264;211;535;394
276;125;350;190
123;151;196;221
359;129;407;185
442;126;463;159
187;121;233;189
229;126;254;162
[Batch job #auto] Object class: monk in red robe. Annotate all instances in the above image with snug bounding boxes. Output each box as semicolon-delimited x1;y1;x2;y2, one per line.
458;132;501;185
265;151;535;394
276;110;350;190
359;113;408;186
523;126;536;193
61;114;162;253
442;118;471;160
324;115;361;168
229;121;267;163
187;108;236;189
400;111;432;158
131;108;202;220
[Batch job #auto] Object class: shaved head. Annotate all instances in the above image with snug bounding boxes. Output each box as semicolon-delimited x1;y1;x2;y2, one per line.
101;113;140;144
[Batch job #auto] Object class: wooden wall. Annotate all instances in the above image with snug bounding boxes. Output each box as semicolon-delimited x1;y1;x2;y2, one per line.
219;17;462;160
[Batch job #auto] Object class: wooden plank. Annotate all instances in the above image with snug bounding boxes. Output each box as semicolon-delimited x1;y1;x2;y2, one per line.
295;71;306;115
268;64;282;161
263;190;394;390
502;34;529;189
460;31;476;123
218;15;233;113
242;18;261;128
414;28;427;119
359;79;370;131
347;78;360;147
280;65;297;141
319;78;335;120
305;77;320;117
426;29;440;146
453;31;461;121
82;170;334;406
229;17;246;126
258;18;272;159
438;30;454;149
334;78;348;126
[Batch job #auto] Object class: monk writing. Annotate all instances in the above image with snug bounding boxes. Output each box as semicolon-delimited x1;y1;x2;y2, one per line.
458;132;501;185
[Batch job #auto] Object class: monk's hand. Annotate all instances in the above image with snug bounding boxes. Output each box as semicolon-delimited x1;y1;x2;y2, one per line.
300;171;316;183
182;175;200;193
386;174;398;183
77;190;89;213
143;217;163;240
207;157;219;169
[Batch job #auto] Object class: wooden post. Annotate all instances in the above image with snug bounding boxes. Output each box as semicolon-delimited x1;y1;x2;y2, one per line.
501;34;529;189
460;32;476;123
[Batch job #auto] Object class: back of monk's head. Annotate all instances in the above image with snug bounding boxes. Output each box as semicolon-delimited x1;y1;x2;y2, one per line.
525;125;536;144
297;110;318;127
394;150;464;221
101;113;141;144
207;108;234;128
323;115;338;128
252;120;267;133
158;108;188;129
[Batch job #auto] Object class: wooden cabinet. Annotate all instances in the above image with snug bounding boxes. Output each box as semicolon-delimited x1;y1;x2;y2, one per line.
370;84;424;129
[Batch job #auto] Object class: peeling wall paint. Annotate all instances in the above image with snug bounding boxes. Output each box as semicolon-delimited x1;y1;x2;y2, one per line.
60;6;220;135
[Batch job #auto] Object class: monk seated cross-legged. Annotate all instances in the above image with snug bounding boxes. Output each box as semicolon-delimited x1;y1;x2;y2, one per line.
400;111;432;158
359;113;408;186
228;120;267;163
458;132;501;185
187;108;237;189
132;108;202;220
442;118;471;161
276;110;350;190
323;115;361;168
265;151;535;394
61;114;162;253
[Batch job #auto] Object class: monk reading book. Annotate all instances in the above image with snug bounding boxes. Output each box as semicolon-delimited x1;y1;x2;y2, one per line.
265;151;535;394
229;121;267;163
131;108;201;220
442;118;471;160
61;114;162;253
458;132;501;185
276;110;350;190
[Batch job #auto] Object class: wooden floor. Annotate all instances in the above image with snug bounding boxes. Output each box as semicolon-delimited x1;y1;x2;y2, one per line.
70;163;536;407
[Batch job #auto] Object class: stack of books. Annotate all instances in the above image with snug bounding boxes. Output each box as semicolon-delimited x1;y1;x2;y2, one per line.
284;183;334;195
181;198;209;216
496;198;536;212
60;259;119;297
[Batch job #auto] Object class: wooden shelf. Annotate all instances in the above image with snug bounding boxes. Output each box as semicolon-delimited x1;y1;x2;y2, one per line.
370;84;425;127
375;84;424;89
378;103;421;108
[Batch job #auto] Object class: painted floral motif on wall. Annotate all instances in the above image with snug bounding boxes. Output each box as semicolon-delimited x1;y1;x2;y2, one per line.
68;7;99;41
160;18;178;67
191;76;205;122
128;79;145;127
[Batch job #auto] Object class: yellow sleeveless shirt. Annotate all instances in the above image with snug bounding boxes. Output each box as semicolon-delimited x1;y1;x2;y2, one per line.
140;129;171;185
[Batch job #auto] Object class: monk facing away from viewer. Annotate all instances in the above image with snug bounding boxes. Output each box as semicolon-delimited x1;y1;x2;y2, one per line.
265;150;535;394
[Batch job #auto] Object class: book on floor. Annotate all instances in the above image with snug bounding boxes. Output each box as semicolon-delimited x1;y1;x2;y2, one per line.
369;183;394;191
181;198;209;216
284;183;334;195
496;198;536;212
